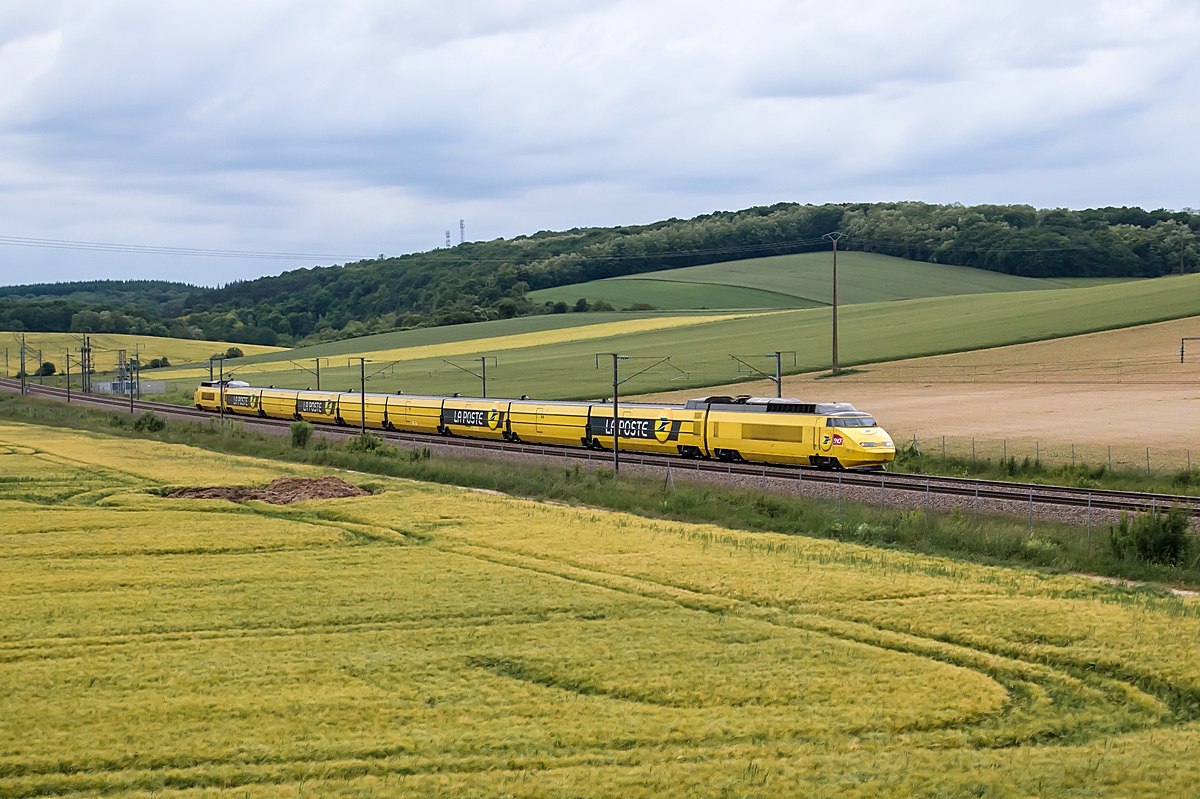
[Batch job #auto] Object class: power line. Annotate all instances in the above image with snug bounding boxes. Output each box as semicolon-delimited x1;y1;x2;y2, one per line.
0;234;366;261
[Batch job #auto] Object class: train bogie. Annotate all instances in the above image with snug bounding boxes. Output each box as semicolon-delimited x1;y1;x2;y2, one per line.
507;400;591;446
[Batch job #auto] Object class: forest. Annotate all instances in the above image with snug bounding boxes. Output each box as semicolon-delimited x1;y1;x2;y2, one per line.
2;202;1196;345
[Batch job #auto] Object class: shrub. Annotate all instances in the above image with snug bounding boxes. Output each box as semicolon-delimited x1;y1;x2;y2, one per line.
289;420;313;449
627;303;656;311
1108;507;1192;565
345;431;383;453
132;411;165;432
225;347;244;359
109;415;127;428
37;362;56;376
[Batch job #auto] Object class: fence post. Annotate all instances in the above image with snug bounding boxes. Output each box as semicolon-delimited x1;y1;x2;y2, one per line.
1108;445;1112;472
942;436;946;459
972;438;975;462
1036;441;1039;464
1146;447;1151;477
1071;443;1075;467
1003;439;1006;463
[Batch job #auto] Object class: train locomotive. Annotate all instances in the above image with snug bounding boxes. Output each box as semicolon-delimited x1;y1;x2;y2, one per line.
194;383;895;470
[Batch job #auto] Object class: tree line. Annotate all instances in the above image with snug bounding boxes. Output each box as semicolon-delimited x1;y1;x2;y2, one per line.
2;202;1196;345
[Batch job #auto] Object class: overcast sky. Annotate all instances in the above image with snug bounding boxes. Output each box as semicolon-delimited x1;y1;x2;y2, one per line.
1;1;1198;286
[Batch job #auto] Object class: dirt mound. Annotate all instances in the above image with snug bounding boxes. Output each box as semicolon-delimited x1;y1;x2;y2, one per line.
169;476;369;505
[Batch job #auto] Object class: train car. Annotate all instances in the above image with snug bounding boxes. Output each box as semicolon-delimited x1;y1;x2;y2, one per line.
194;381;221;411
194;380;254;413
220;384;261;418
336;390;391;430
259;388;299;420
507;399;591;446
687;396;894;469
587;401;707;457
389;395;444;435
293;390;342;425
440;397;510;440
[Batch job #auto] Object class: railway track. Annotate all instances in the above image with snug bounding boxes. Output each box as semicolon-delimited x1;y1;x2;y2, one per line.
3;377;1196;521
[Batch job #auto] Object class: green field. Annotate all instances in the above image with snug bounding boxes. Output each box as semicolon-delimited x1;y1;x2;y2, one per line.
2;421;1199;797
136;273;1200;400
529;278;822;310
528;251;1094;310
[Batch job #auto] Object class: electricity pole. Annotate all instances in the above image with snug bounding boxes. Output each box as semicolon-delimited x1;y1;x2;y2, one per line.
19;334;26;396
358;357;367;434
219;358;225;424
65;353;71;403
823;232;842;374
611;353;620;475
316;358;321;390
37;349;43;385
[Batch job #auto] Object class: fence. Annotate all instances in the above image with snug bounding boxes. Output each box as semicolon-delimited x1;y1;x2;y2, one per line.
900;432;1196;477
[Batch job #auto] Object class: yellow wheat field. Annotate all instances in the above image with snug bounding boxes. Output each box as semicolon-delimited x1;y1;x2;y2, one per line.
1;420;1199;797
159;312;770;381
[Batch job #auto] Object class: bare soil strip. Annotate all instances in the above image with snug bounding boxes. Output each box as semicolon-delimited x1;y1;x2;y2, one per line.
168;476;367;504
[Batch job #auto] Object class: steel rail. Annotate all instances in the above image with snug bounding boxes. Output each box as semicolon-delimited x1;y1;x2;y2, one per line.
3;378;1196;518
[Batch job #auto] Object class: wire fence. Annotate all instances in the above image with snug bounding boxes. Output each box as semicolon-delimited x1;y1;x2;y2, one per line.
899;433;1196;477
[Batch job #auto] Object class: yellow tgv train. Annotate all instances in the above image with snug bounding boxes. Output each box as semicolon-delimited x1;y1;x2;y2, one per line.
194;383;896;470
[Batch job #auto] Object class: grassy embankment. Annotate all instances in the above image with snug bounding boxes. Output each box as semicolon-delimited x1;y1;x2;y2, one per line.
2;391;1197;589
2;417;1200;797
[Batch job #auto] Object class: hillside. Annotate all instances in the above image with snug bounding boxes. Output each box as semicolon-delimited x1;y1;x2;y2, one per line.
139;273;1200;400
0;202;1195;345
527;251;1100;309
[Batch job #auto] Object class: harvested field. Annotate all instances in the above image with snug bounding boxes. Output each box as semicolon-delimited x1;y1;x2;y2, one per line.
168;476;369;504
3;421;1200;796
644;316;1200;471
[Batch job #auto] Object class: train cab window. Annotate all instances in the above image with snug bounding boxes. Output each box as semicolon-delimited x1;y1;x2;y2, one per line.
827;416;877;428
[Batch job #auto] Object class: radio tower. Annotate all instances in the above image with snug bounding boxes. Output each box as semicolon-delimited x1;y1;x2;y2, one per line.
459;219;465;244
445;230;451;248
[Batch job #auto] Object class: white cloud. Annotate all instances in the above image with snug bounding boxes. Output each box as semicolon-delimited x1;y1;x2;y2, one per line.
0;0;1197;285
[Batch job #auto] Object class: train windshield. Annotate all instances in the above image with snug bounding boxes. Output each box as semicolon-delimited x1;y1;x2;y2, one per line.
828;416;877;427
